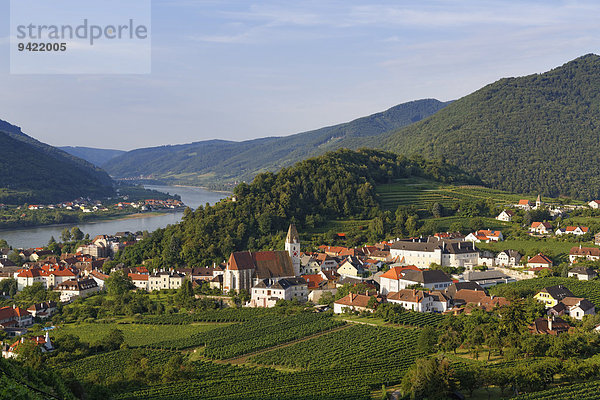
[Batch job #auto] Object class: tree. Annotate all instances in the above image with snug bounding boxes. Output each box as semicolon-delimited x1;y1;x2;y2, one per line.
99;328;125;351
15;340;43;369
417;326;438;355
0;239;9;248
105;270;135;296
71;227;84;242
401;356;456;399
60;227;72;242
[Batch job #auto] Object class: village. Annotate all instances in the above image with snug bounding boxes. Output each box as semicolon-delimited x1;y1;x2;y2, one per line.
3;190;600;359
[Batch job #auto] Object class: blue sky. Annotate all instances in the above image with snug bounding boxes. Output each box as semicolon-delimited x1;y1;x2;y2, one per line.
0;0;599;150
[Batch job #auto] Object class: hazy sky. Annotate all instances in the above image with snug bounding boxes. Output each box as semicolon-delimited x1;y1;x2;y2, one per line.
1;0;599;150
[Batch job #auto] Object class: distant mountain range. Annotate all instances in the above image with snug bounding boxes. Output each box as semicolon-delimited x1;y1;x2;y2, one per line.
60;146;125;167
101;99;450;187
0;120;114;204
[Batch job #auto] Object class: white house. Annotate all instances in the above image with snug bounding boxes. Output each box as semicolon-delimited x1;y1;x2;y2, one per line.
530;222;552;235
569;247;600;263
527;253;553;269
333;293;379;314
397;269;453;291
248;277;308;308
495;250;522;267
54;278;100;302
589;200;600;209
465;230;503;243
148;272;184;291
389;238;478;268
516;199;533;210
496;210;515;222
568;266;598;281
556;226;589;236
387;289;449;312
379;266;420;295
128;273;149;290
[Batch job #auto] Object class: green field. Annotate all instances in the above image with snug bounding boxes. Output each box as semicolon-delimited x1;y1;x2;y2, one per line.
51;322;225;347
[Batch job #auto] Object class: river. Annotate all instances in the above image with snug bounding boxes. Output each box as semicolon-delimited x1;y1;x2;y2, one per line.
0;185;228;249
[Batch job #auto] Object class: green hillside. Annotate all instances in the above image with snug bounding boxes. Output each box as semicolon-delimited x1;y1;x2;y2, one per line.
114;148;476;267
0;120;115;204
380;54;600;200
60;146;125;167
103;99;449;186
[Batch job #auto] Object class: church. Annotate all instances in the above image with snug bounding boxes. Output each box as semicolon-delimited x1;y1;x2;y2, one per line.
223;224;301;293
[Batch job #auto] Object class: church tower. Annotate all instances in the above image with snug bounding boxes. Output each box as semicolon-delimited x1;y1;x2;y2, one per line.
536;194;542;209
285;223;301;276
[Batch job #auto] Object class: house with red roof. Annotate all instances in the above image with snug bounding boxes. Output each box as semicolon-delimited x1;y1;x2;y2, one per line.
333;293;381;314
0;305;32;328
527;253;553;270
530;222;552;235
2;332;53;359
465;230;503;243
516;199;534;210
496;210;515;222
379;266;420;295
569;246;600;263
556;226;589;236
128;273;149;290
387;289;449;312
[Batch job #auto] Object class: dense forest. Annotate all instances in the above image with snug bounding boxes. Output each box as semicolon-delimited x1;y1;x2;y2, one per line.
114;148;477;268
378;54;600;199
0;120;115;204
103;99;449;187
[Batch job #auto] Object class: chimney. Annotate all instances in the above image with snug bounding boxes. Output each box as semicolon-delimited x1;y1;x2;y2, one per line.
548;316;553;331
12;304;15;309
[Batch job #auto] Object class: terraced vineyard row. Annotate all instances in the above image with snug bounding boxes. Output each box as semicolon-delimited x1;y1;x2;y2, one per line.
250;324;423;384
116;325;422;400
384;310;445;327
58;348;178;383
145;312;345;359
514;380;600;399
134;308;269;324
116;361;373;400
489;277;600;308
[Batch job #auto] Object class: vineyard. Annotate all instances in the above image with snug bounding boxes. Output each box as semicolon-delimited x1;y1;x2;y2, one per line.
514;380;600;399
58;348;178;384
250;324;423;383
489;277;600;308
115;325;422;400
374;177;541;211
115;361;373;400
145;312;345;358
383;310;445;327
134;308;269;324
51;322;223;347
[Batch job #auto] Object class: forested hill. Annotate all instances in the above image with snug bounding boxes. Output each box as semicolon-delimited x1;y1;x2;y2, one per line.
114;148;477;268
103;99;449;187
60;146;125;167
377;54;600;199
0;119;115;204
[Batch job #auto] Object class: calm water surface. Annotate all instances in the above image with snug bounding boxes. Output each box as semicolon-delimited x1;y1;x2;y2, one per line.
0;185;227;249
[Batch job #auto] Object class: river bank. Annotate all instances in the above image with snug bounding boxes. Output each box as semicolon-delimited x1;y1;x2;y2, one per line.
0;185;227;248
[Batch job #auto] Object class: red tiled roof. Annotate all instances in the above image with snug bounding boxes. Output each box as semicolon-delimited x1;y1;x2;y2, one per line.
128;273;149;281
528;253;553;265
380;265;420;280
301;274;325;289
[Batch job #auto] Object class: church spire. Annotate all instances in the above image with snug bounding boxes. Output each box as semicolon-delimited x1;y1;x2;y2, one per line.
286;223;300;244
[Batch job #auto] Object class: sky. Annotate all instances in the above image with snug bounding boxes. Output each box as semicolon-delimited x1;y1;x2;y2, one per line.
0;0;599;150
